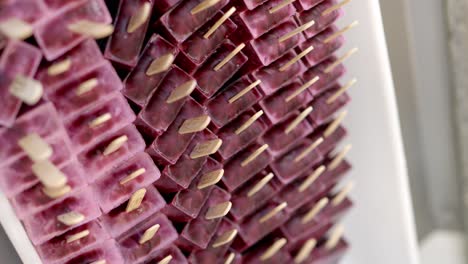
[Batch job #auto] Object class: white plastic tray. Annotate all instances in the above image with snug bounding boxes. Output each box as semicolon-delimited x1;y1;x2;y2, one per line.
0;1;420;263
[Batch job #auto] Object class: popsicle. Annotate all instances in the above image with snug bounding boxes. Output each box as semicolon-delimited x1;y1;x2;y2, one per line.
312;123;347;156
105;0;154;68
259;81;314;124
236;0;269;10
270;138;324;184
142;246;188;264
222;142;273;191
146;98;208;165
137;66;197;136
153;0;181;16
157;0;229;43
294;0;326;11
177;10;238;74
93;152;161;213
320;156;351;192
283;221;333;252
261;108;315;157
301;56;348;97
117;213;178;264
252;50;307;96
0;40;42;78
205;76;263;128
34;0;113;60
122;34;178;107
77;124;146;181
296;0;346;39
11;160;86;219
61;239;125;264
0;0;46;38
177;186;231;250
298;227;349;264
217;109;268;160
22;188;101;245
44;61;123;120
319;182;354;222
36;220;110;264
193;41;248;99
154;129;220;193
162;157;222;222
242;237;292;264
308;83;351;126
101;185;165;238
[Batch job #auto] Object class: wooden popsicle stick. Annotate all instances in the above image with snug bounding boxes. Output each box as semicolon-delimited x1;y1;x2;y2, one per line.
90;260;106;264
301;197;329;224
57;211;85;226
120;168;146;185
205;201;232;220
279;20;315;43
229;79;261;104
146;54;175;76
190;139;223;159
269;0;296;14
323;110;348;137
294;137;324;163
18;133;53;162
43;185;72;199
212;229;238;248
76;78;98;96
68;20;114;39
224;252;235;264
285;107;313;134
260;238;287;261
191;0;222;15
328;144;352;170
0;18;33;40
103;135;128;156
323;20;359;43
166;80;197;104
32;160;68;189
214;43;246;72
322;0;351;16
127;2;152;33
89;113;112;128
235;110;263;135
139;224;160;244
285;76;320;102
326;78;356;104
324;48;358;73
247;172;274;197
9;75;43;105
294;239;317;263
259;202;287;223
298;165;326;192
279;46;314;72
197;169;224;189
179;115;211;134
332;182;354;206
241;144;269;167
126;188;147;213
158;255;173;264
204;7;236;39
47;59;72;76
325;224;344;250
66;229;90;243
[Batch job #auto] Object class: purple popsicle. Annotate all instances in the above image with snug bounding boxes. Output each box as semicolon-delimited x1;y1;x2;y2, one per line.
301;56;347;97
300;238;349;264
62;240;125;264
295;0;326;11
242;237;293;264
142;246;188;264
308;85;351;126
296;0;344;39
0;0;47;27
298;25;345;67
123;34;178;107
312;124;347;156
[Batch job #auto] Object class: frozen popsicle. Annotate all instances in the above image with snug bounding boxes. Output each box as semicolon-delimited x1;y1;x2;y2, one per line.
153;0;181;16
295;0;326;11
123;34;178;107
236;0;269;10
312;122;347;156
300;56;349;97
0;40;42;78
36;220;110;264
61;239;125;264
105;0;154;67
193;41;248;99
77;124;146;181
178;186;231;250
222;142;273;191
22;188;101;245
34;0;113;60
162;157;222;222
93;152;161;213
270;138;324;184
0;0;46;38
157;0;229;43
205;76;263;128
117;213;178;264
242;237;292;264
137;66;197;135
146;98;208;165
320;155;351;192
296;0;346;39
217;109;268;160
299;226;349;264
308;83;351;126
177;10;238;74
44;61;123;120
142;246;188;264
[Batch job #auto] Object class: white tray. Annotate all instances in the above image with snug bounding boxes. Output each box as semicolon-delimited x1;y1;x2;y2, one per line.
0;1;420;263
